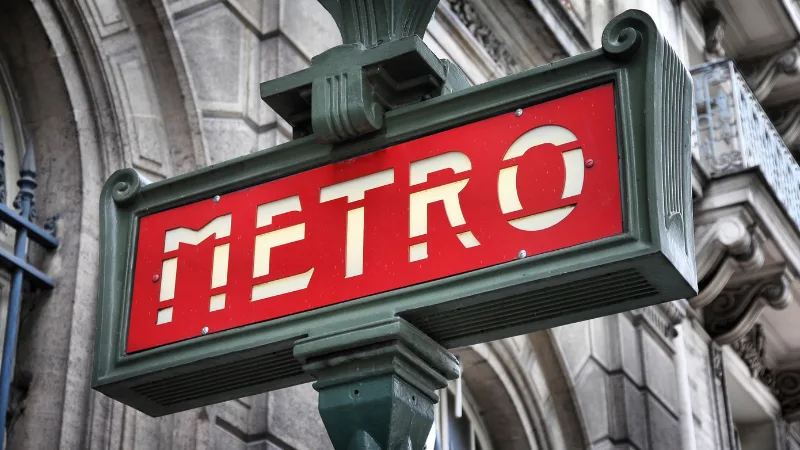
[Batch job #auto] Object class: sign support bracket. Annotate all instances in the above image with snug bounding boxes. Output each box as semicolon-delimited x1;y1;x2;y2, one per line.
295;317;459;450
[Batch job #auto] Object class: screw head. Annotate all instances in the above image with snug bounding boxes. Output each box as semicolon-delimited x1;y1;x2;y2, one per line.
515;109;523;117
585;159;595;168
201;327;209;335
152;274;160;283
213;195;221;203
518;250;527;259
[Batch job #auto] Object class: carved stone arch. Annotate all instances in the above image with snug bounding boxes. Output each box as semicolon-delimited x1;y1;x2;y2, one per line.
0;0;207;447
527;330;591;449
0;0;107;448
123;0;209;174
452;332;589;450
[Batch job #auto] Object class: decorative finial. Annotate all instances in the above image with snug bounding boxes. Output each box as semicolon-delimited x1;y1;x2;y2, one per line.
317;0;438;48
20;139;36;178
14;139;36;219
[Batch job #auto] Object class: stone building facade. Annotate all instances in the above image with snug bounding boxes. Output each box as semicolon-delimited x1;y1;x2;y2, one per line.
0;0;798;449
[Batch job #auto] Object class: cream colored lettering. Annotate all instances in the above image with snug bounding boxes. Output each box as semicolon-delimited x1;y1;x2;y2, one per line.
408;152;479;262
498;125;584;231
320;169;395;277
252;196;314;302
158;214;233;324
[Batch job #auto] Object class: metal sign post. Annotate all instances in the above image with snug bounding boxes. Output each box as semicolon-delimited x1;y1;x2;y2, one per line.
93;4;697;450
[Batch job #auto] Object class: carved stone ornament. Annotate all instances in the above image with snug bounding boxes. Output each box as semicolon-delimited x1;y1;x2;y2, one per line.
730;324;768;378
442;0;521;74
691;216;763;309
704;269;792;345
745;42;800;103
702;2;726;62
660;300;687;326
776;371;800;422
769;102;800;153
633;303;682;338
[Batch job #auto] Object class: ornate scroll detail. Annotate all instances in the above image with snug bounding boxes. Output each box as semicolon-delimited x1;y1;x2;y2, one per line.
731;321;800;422
704;269;792;345
769;102;800;152
702;2;726;62
442;0;521;74
731;324;768;378
691;215;763;309
774;371;800;422
744;43;800;103
757;369;800;423
600;13;645;61
108;168;150;206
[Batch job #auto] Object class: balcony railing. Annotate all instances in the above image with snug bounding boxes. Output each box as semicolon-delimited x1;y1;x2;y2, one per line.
692;60;800;228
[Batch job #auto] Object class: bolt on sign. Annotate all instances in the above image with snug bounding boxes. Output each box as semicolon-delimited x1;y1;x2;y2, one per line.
94;10;697;417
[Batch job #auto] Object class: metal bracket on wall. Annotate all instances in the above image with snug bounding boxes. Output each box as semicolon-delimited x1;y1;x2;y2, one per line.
259;0;469;143
295;317;459;450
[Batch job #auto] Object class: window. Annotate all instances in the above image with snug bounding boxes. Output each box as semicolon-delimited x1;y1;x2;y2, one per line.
0;55;22;231
0;54;25;353
425;381;493;450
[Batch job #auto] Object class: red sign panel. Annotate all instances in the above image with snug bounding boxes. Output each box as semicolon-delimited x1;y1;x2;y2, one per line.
128;84;622;352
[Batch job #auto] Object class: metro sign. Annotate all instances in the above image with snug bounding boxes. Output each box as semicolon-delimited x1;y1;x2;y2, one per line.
129;85;621;352
94;13;697;417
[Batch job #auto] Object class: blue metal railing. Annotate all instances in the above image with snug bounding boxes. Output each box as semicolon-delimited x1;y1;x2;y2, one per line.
0;120;58;449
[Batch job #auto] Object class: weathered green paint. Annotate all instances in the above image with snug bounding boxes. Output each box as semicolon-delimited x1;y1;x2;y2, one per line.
317;0;438;48
93;9;697;424
295;318;459;450
260;0;467;144
260;34;469;142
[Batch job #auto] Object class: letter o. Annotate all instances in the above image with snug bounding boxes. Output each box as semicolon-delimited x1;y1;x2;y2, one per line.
497;125;585;231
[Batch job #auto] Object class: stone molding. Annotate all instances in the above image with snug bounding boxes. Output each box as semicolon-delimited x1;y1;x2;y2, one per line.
691;206;797;348
691;214;764;309
744;42;800;103
766;369;800;423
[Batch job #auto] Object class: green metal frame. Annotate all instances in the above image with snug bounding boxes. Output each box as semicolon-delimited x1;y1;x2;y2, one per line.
93;10;697;417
